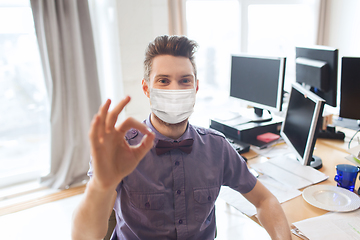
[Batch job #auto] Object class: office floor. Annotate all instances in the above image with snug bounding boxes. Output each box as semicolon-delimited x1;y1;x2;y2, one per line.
0;194;82;240
0;191;270;240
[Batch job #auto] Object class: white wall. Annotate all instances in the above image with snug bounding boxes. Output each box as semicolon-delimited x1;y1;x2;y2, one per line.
323;0;360;57
116;0;169;121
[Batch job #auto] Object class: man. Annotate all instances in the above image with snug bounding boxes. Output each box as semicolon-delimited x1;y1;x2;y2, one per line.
72;35;291;240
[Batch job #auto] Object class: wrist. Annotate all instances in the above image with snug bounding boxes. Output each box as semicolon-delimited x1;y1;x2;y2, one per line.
87;177;119;194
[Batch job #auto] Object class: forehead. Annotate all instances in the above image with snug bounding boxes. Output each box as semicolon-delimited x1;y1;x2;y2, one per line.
150;55;195;78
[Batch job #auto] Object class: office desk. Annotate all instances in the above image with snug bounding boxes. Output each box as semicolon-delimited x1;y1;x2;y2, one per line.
244;137;358;240
319;126;359;153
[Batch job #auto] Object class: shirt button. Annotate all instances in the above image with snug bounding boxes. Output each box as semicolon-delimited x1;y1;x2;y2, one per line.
179;219;183;224
145;202;150;208
177;190;181;195
175;161;180;166
208;196;212;201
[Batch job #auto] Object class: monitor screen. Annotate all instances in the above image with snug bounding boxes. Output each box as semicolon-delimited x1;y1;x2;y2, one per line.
296;46;338;107
280;83;325;168
340;57;360;120
230;54;286;121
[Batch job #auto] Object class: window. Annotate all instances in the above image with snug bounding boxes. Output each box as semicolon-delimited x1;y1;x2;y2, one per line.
186;0;240;95
186;0;241;127
0;0;50;188
186;0;320;95
246;2;320;91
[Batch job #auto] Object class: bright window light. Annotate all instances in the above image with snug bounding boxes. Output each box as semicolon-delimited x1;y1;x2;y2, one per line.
0;1;50;188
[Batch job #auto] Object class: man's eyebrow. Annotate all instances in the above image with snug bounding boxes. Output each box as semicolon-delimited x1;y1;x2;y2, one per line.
154;74;194;78
154;74;170;78
181;74;195;78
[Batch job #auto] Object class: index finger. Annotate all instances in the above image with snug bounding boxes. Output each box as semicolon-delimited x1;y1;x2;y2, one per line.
105;96;131;132
98;99;111;138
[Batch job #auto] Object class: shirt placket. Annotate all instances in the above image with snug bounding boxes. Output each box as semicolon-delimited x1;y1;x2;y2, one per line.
171;150;188;239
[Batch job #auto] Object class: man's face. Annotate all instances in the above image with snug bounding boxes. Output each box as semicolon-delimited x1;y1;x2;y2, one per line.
142;55;198;96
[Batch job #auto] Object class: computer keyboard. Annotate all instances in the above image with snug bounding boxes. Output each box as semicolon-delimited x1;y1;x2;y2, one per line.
226;137;250;155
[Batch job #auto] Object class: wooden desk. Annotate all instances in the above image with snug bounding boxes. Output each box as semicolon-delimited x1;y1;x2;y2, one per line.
318;127;358;153
244;137;358;239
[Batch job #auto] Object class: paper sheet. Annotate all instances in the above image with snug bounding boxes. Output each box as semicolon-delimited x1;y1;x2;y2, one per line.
347;144;360;160
251;155;328;189
346;145;360;165
345;155;360;165
258;174;302;203
218;175;301;217
293;209;360;240
219;186;257;216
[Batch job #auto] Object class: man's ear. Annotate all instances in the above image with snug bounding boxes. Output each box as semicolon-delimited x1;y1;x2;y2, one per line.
142;79;150;98
195;79;199;93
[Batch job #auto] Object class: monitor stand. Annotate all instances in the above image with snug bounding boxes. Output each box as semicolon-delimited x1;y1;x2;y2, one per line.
246;107;272;123
309;155;322;170
224;107;273;125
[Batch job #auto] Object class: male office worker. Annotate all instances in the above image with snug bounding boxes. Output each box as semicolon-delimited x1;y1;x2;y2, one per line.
72;35;291;240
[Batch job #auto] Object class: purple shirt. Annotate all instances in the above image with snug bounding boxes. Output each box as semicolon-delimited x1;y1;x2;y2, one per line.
89;115;257;240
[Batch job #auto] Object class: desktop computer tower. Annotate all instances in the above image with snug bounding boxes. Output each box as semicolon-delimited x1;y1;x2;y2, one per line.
210;116;283;147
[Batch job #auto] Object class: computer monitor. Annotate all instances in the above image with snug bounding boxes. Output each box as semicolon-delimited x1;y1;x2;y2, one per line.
339;57;360;127
295;45;345;139
230;54;286;122
295;45;338;107
280;83;325;169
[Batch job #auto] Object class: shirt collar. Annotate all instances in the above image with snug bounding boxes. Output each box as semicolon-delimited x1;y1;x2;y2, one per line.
144;114;193;142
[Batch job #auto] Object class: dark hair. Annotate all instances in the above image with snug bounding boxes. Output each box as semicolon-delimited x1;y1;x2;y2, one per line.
144;35;198;81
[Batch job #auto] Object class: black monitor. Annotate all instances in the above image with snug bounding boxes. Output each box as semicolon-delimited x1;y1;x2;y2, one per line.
295;45;338;107
230;54;286;122
280;83;325;169
295;45;345;139
339;57;360;128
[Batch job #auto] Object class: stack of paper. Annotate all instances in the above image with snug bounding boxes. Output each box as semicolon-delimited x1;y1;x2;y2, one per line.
293;209;360;240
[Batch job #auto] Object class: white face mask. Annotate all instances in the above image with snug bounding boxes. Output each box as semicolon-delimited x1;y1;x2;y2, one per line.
150;88;196;124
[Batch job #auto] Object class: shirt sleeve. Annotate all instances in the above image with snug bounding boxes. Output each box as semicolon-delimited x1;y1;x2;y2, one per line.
221;139;257;194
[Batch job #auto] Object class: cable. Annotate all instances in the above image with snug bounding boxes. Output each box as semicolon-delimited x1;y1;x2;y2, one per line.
348;128;360;149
